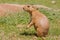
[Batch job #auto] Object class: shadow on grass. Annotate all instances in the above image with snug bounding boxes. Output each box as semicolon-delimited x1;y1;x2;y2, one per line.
20;31;37;36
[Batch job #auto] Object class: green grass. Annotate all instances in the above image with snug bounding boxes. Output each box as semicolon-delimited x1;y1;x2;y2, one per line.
0;9;60;40
0;0;60;8
0;0;60;40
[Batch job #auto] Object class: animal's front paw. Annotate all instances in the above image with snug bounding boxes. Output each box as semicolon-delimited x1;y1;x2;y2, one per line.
27;25;30;29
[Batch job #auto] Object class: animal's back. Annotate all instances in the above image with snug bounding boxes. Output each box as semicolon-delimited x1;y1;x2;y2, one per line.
34;12;49;29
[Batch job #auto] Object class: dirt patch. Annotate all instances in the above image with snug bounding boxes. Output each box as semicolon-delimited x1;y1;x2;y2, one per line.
0;4;24;12
0;4;25;17
0;4;60;17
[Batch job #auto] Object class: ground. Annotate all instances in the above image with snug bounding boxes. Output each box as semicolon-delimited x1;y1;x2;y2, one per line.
0;0;60;40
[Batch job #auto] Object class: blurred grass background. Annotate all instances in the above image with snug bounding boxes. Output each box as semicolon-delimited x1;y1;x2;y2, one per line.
0;0;60;40
0;0;60;8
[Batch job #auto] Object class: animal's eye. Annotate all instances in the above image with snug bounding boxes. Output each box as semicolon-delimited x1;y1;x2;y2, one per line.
27;6;30;7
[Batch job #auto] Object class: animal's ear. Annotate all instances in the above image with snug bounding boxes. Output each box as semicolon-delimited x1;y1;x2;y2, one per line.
32;5;38;10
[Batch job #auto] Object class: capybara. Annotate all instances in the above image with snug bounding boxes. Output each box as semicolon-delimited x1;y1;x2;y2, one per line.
23;5;49;40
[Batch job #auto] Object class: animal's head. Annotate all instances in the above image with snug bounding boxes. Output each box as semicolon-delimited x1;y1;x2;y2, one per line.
23;5;38;12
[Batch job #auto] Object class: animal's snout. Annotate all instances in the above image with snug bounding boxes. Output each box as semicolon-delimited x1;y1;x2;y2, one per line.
23;8;24;9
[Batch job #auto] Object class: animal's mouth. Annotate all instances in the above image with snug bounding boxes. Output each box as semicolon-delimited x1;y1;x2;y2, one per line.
23;8;27;10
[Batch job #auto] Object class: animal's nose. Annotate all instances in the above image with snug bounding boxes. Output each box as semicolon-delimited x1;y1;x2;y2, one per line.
23;8;24;9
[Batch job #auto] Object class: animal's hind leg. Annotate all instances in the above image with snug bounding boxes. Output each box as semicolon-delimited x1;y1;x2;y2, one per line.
36;28;46;40
36;28;44;36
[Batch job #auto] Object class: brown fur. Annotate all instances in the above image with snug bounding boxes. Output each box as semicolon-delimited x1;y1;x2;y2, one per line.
23;5;49;40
